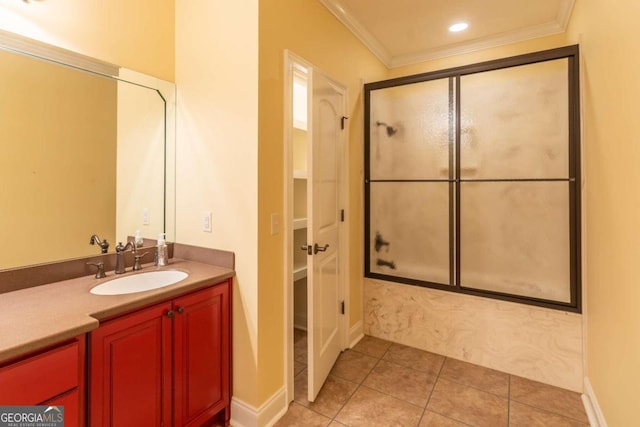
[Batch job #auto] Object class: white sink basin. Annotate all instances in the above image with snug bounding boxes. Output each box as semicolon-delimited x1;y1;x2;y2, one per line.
90;270;189;295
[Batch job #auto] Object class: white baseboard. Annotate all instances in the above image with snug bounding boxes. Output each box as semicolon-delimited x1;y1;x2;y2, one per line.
230;387;288;427
349;320;364;348
582;377;607;427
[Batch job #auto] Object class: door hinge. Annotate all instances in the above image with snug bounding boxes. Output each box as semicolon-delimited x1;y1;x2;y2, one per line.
340;301;345;315
341;116;349;130
340;209;345;222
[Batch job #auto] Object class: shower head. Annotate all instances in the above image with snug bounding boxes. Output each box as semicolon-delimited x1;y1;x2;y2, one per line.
376;121;398;137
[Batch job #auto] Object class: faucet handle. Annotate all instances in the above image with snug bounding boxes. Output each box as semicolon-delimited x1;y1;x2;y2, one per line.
133;252;149;271
87;262;107;279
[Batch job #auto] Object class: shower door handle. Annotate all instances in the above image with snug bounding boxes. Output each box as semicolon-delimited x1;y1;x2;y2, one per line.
314;243;329;254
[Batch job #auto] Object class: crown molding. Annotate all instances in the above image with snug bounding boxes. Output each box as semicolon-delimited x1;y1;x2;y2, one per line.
390;20;566;68
318;0;392;67
319;0;575;69
557;0;576;30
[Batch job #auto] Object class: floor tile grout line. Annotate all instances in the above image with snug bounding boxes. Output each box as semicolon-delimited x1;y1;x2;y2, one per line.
354;383;427;410
439;356;513;400
329;374;362;424
417;357;478;427
330;383;364;426
357;357;382;390
507;374;511;426
421;355;447;415
421;355;446;407
425;407;475;427
509;399;591;424
416;391;430;427
376;354;445;377
436;376;510;400
293;372;361;422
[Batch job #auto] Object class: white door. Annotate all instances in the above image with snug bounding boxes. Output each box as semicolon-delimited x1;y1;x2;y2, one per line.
306;69;346;401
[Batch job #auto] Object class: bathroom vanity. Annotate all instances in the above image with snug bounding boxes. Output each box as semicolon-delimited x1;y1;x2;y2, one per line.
0;244;234;427
90;280;230;427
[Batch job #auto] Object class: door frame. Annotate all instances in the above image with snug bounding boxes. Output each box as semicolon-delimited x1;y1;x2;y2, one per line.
283;50;350;403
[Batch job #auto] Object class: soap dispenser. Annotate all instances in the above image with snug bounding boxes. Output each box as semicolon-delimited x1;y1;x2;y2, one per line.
156;233;168;267
134;230;144;248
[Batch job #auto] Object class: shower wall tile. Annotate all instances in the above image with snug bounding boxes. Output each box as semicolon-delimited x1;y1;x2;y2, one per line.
363;278;583;392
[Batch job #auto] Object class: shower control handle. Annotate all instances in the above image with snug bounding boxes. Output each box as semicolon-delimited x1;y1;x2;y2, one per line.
314;243;329;254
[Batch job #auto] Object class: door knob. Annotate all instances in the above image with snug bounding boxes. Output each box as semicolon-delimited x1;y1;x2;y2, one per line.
314;243;329;254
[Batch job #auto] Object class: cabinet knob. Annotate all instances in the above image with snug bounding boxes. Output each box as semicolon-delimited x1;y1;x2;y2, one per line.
167;310;175;318
177;307;185;314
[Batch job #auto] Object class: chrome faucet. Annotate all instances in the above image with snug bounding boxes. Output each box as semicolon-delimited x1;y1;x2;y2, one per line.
115;240;135;274
89;234;110;254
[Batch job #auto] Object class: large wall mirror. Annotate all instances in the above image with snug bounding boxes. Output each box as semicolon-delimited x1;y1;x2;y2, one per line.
0;30;176;270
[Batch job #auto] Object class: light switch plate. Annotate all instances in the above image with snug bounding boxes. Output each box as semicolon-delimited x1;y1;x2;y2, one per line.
202;211;212;232
270;213;280;235
142;208;150;225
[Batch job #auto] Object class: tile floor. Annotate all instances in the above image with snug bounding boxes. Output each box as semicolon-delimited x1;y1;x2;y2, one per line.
275;330;589;427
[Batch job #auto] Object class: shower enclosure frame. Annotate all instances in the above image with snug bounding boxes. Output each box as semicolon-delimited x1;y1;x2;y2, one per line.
364;45;581;313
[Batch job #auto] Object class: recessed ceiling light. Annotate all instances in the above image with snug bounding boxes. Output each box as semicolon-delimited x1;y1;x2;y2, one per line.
449;22;469;33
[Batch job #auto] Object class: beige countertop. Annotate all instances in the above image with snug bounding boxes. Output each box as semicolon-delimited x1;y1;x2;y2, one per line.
0;258;234;364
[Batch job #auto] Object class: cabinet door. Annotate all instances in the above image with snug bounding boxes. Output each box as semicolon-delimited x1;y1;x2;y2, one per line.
173;281;230;427
89;302;173;427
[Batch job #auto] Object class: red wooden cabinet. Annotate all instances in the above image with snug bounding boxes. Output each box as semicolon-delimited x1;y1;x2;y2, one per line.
174;284;230;426
89;301;173;427
89;280;231;427
0;336;86;427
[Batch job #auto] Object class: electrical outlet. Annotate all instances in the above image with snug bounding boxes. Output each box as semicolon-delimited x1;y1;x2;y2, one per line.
202;211;212;232
270;213;280;235
142;208;150;225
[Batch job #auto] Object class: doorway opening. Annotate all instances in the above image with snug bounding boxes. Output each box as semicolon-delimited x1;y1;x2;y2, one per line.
283;51;349;404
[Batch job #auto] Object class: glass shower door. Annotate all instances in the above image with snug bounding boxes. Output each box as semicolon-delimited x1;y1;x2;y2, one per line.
364;45;580;311
458;58;575;302
367;77;454;286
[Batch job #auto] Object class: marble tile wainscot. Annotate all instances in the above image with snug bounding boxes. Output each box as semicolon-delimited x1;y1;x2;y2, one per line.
363;278;583;392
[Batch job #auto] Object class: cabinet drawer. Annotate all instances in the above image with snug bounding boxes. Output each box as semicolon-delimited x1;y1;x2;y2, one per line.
41;389;80;427
0;341;80;404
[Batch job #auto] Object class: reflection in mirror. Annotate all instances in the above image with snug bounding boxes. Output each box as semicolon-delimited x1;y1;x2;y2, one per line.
0;33;175;270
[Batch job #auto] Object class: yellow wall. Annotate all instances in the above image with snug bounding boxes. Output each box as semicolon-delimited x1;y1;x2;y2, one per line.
565;1;640;424
0;0;174;81
175;0;260;407
258;0;387;403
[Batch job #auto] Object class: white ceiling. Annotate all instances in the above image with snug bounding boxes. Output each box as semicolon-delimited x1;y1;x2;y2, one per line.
318;0;575;68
